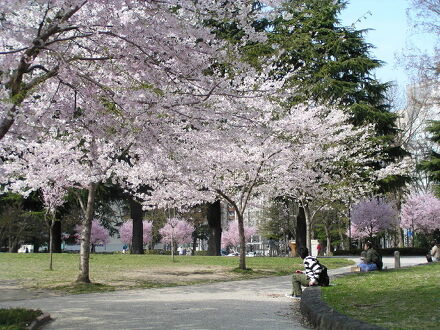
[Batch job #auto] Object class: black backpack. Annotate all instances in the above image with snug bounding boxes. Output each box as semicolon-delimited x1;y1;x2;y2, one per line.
317;260;330;286
375;253;383;270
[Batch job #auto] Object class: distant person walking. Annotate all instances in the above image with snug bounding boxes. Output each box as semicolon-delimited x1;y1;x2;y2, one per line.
317;243;322;256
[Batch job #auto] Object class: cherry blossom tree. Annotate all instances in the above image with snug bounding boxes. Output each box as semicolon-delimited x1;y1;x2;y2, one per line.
221;220;257;252
349;198;398;240
0;0;283;141
0;0;285;282
119;220;153;248
159;218;195;260
74;220;110;252
128;101;381;269
401;193;440;235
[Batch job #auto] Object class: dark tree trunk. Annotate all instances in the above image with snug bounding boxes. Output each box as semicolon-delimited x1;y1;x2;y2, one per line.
33;239;40;253
207;201;222;256
130;197;144;254
9;239;19;253
192;236;197;256
52;220;62;253
296;206;307;253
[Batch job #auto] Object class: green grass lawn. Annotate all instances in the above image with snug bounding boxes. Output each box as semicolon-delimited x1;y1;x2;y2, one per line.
322;263;440;329
0;253;353;293
0;308;42;330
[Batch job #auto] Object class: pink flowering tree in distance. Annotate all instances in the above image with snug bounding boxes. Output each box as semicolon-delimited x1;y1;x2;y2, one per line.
350;198;398;240
221;220;257;252
119;220;153;249
159;218;195;261
401;193;440;237
75;220;110;253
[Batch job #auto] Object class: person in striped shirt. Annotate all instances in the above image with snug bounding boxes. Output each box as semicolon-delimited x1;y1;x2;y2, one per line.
286;247;328;299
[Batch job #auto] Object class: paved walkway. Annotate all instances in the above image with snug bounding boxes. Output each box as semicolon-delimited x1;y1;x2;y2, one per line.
0;256;427;329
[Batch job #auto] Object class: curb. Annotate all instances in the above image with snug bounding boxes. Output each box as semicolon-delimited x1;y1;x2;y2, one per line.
27;313;51;330
300;287;384;330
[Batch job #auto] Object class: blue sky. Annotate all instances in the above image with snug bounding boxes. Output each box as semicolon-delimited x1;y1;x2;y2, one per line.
338;0;436;100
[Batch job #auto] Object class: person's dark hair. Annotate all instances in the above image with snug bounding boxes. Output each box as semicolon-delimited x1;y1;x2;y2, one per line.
297;247;309;259
365;241;373;249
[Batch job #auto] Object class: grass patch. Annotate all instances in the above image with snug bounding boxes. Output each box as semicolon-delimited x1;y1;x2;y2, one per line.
0;253;353;294
51;282;116;294
322;263;440;329
0;308;42;330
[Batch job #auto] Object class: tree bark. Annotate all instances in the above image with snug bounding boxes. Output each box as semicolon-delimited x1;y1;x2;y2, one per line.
324;225;332;256
130;197;144;255
76;182;97;283
52;220;62;253
48;214;54;271
192;236;197;256
395;189;405;248
207;201;222;256
303;204;312;253
237;212;247;270
296;206;307;253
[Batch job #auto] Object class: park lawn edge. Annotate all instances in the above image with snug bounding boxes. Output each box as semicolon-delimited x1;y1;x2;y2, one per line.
321;263;440;330
0;307;43;330
1;254;354;295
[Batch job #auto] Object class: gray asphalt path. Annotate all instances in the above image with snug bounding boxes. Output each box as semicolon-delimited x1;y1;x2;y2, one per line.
0;275;305;330
0;256;426;329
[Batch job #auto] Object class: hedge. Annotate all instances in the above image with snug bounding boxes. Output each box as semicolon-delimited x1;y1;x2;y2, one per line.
333;247;427;256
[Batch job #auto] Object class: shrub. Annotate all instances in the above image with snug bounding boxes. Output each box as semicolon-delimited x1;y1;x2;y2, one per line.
333;247;427;256
144;249;172;255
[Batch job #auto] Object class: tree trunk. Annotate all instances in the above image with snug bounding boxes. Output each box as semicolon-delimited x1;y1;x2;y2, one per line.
33;239;40;253
207;201;222;256
9;237;19;253
338;226;346;250
130;197;144;255
395;189;405;248
296;206;307;253
76;182;98;283
52;220;62;253
49;216;54;271
324;225;332;256
192;236;197;256
237;212;247;270
303;204;312;253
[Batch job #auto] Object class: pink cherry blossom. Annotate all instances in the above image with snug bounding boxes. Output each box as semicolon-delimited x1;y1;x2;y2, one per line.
349;198;398;239
221;220;257;249
119;220;153;246
401;193;440;234
159;218;195;245
75;220;110;246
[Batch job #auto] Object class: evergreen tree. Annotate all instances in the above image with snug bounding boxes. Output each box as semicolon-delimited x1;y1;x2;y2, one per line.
420;120;440;196
258;0;408;249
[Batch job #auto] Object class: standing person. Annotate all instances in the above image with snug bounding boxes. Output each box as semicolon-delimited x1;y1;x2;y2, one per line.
286;247;329;300
358;242;381;272
430;241;440;262
317;243;322;256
